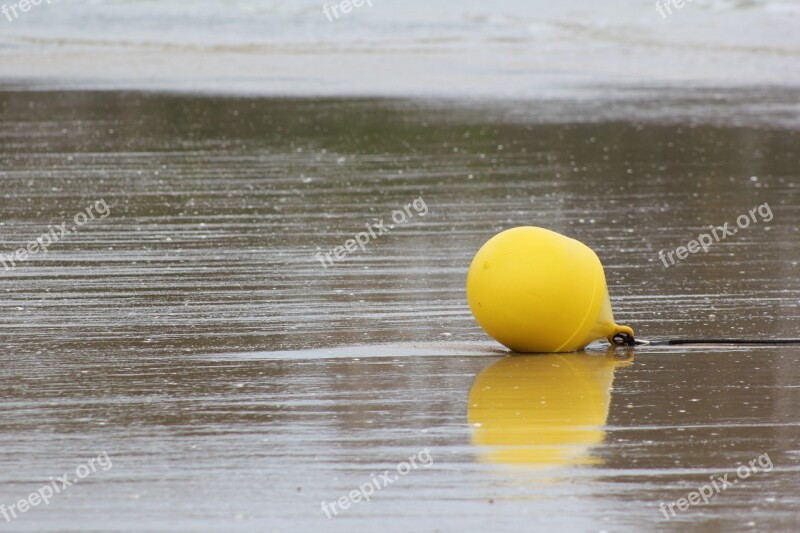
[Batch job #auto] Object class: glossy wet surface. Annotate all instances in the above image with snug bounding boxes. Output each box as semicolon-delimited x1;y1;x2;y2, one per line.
0;90;799;531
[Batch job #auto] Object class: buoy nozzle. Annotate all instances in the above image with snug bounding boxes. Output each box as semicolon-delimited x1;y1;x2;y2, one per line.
610;325;636;346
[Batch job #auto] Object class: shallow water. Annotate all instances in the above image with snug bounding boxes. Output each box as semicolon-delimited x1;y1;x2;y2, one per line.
0;90;799;531
2;0;800;95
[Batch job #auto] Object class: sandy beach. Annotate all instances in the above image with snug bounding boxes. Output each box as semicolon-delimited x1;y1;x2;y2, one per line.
1;90;799;531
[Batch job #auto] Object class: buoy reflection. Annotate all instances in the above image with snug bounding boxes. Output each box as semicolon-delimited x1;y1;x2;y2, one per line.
467;351;631;466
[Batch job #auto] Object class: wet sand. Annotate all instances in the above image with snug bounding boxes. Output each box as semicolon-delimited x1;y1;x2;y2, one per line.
0;90;799;531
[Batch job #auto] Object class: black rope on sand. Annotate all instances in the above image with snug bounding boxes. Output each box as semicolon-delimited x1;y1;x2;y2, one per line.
642;338;800;346
611;332;800;347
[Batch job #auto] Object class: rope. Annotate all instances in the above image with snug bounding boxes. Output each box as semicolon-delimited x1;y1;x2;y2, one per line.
638;338;800;346
611;332;800;346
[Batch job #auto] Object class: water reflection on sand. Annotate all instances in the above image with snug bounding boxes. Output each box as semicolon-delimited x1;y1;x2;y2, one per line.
468;351;631;467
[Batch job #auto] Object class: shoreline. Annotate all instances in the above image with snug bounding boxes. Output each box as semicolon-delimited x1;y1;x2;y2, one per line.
2;83;800;130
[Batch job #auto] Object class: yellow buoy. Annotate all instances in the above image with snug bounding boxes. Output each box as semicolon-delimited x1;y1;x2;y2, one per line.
466;226;633;353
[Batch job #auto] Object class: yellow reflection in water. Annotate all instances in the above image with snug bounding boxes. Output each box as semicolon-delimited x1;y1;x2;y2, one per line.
467;351;631;466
